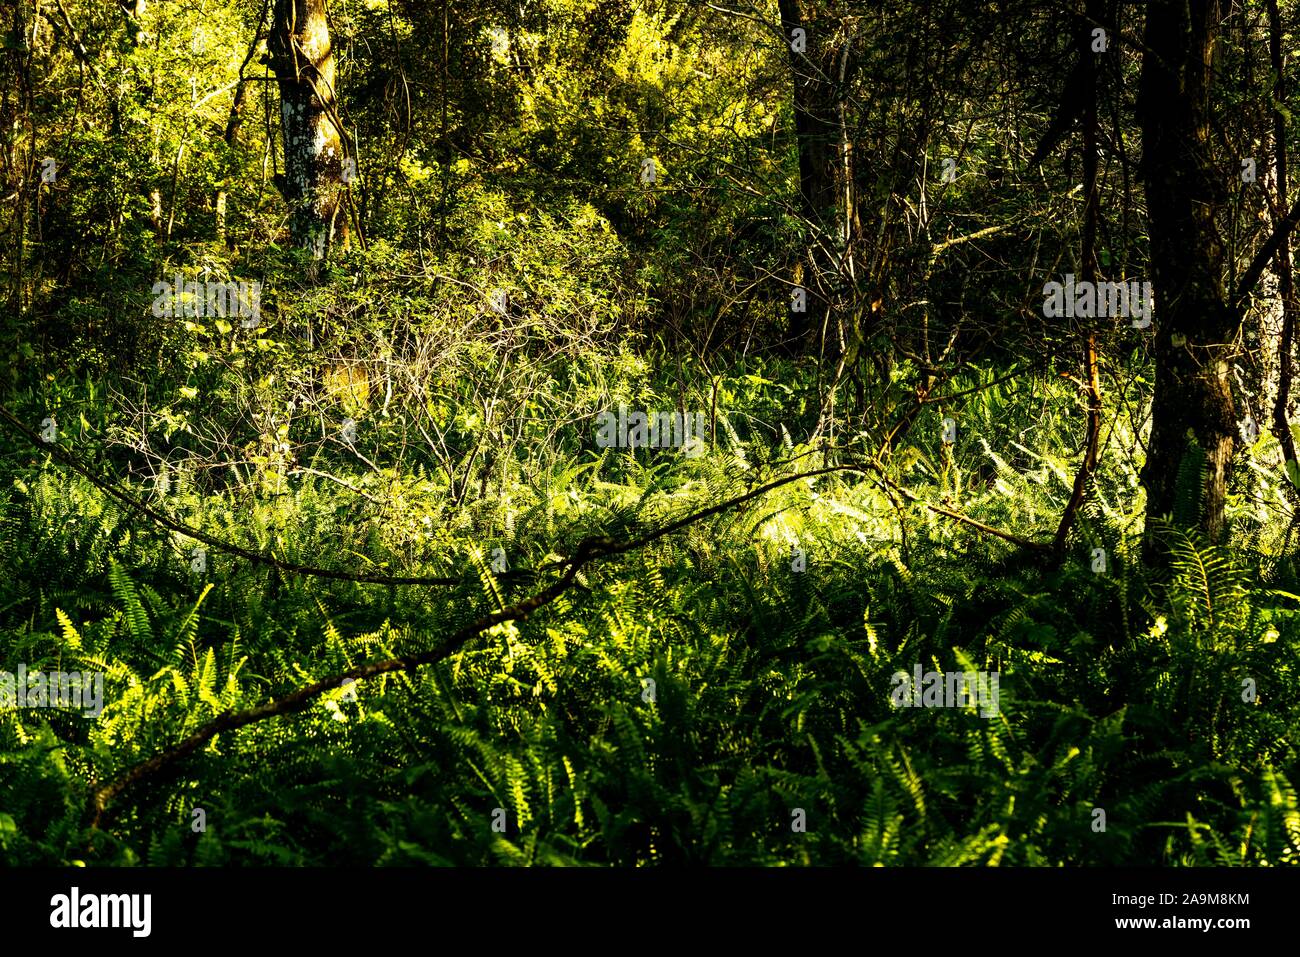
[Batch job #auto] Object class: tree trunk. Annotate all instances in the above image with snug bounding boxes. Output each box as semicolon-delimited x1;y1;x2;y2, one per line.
269;0;347;258
1053;0;1104;554
1138;0;1237;549
1267;0;1300;492
776;0;853;349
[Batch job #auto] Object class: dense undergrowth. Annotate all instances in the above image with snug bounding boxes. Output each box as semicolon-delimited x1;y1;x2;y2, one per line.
8;0;1300;875
3;331;1300;866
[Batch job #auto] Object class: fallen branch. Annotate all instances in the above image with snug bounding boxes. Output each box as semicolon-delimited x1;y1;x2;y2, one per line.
862;463;1052;552
0;403;507;587
85;535;608;832
80;457;1047;831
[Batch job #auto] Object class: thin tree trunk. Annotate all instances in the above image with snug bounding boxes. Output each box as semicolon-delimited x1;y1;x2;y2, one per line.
776;0;845;350
1267;0;1299;491
269;0;347;258
1054;0;1105;554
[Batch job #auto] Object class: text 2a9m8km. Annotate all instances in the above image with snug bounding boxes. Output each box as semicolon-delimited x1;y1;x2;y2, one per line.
1183;894;1249;905
1112;894;1249;906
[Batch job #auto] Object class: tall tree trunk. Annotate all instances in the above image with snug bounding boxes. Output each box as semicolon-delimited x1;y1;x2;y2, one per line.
1138;0;1237;549
1267;0;1300;493
1054;0;1105;554
269;0;347;258
776;0;851;350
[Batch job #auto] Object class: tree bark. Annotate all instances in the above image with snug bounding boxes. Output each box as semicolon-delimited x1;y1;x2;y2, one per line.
269;0;347;258
1138;0;1237;549
776;0;854;349
1267;0;1300;492
1053;0;1104;555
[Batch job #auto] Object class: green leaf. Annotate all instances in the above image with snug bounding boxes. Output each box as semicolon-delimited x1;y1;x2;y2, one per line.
1285;458;1300;491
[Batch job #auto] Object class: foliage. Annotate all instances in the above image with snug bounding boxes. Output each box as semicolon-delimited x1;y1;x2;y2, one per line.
3;0;1300;869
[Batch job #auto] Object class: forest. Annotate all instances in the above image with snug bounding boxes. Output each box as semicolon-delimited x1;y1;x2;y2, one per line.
1;0;1299;870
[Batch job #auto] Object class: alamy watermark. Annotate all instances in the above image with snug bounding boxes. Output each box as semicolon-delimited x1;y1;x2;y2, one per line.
50;888;150;937
1043;274;1153;328
596;404;707;456
151;274;262;327
0;664;103;718
890;665;1000;718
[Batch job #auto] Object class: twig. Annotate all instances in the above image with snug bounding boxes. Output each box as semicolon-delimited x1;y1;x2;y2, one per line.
80;456;1049;829
85;536;608;831
0;403;483;586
